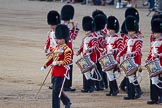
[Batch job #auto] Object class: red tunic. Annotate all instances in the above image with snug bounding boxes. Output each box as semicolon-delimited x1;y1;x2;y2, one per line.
44;30;57;53
119;35;143;65
77;32;98;63
43;44;72;77
93;31;107;59
146;37;162;65
105;34;124;63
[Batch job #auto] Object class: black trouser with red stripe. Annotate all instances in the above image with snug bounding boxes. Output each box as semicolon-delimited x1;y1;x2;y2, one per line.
52;77;70;108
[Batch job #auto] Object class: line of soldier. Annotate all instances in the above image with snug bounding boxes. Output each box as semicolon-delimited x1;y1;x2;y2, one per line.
40;4;162;108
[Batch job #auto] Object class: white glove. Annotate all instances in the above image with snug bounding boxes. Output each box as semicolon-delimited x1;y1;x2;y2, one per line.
52;61;57;66
58;48;64;53
40;66;46;71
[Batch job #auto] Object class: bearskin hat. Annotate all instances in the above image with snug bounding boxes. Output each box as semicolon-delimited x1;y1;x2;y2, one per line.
107;16;119;33
82;16;94;31
47;10;60;25
61;5;74;21
151;18;162;33
94;14;107;31
55;24;70;43
125;16;139;33
120;21;127;34
92;9;105;18
125;7;139;23
151;14;162;26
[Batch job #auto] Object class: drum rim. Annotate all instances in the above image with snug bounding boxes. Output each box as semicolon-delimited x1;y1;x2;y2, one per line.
150;70;162;77
81;65;96;73
126;67;138;76
98;53;114;60
103;64;117;71
144;59;160;67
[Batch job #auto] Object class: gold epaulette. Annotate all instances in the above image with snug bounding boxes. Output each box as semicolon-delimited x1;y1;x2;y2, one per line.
63;45;72;54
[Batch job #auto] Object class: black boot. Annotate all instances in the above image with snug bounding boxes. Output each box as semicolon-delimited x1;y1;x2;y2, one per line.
65;103;72;108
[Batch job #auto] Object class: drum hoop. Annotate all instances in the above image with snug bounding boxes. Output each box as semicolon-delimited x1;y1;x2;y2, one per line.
145;59;160;67
126;67;138;76
145;59;162;75
150;70;162;77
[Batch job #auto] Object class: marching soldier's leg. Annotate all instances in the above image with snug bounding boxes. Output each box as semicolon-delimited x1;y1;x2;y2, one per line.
81;75;89;92
60;92;71;108
134;81;143;99
102;72;108;89
124;78;135;100
119;76;127;92
147;80;159;104
106;81;113;96
95;61;104;91
89;79;95;92
159;76;162;103
52;77;62;108
112;80;119;95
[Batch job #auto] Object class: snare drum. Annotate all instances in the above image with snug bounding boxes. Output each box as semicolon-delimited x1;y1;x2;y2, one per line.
120;57;138;76
98;54;118;71
76;55;96;73
145;59;162;77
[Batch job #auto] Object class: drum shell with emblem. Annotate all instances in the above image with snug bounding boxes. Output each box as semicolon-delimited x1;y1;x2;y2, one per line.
98;54;118;71
76;55;96;73
145;59;162;77
120;57;138;76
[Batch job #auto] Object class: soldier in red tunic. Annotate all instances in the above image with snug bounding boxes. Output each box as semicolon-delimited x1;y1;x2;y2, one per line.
44;10;60;89
44;10;60;56
119;7;143;98
92;9;109;89
41;24;72;108
146;18;162;104
76;16;98;93
117;16;143;100
61;5;79;91
105;16;124;96
93;14;107;91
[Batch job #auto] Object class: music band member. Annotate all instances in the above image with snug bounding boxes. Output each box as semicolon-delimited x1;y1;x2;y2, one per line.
117;16;143;100
44;10;60;89
93;14;107;91
41;24;72;108
105;16;123;96
61;5;79;91
76;16;98;93
119;7;143;98
146;18;162;104
92;10;109;89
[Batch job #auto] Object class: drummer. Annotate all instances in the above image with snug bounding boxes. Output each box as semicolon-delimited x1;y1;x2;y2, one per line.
117;16;143;100
146;18;162;105
105;16;124;96
76;16;98;93
93;14;107;91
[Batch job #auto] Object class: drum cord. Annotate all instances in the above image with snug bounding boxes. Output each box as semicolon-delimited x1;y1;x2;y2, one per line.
90;68;102;81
